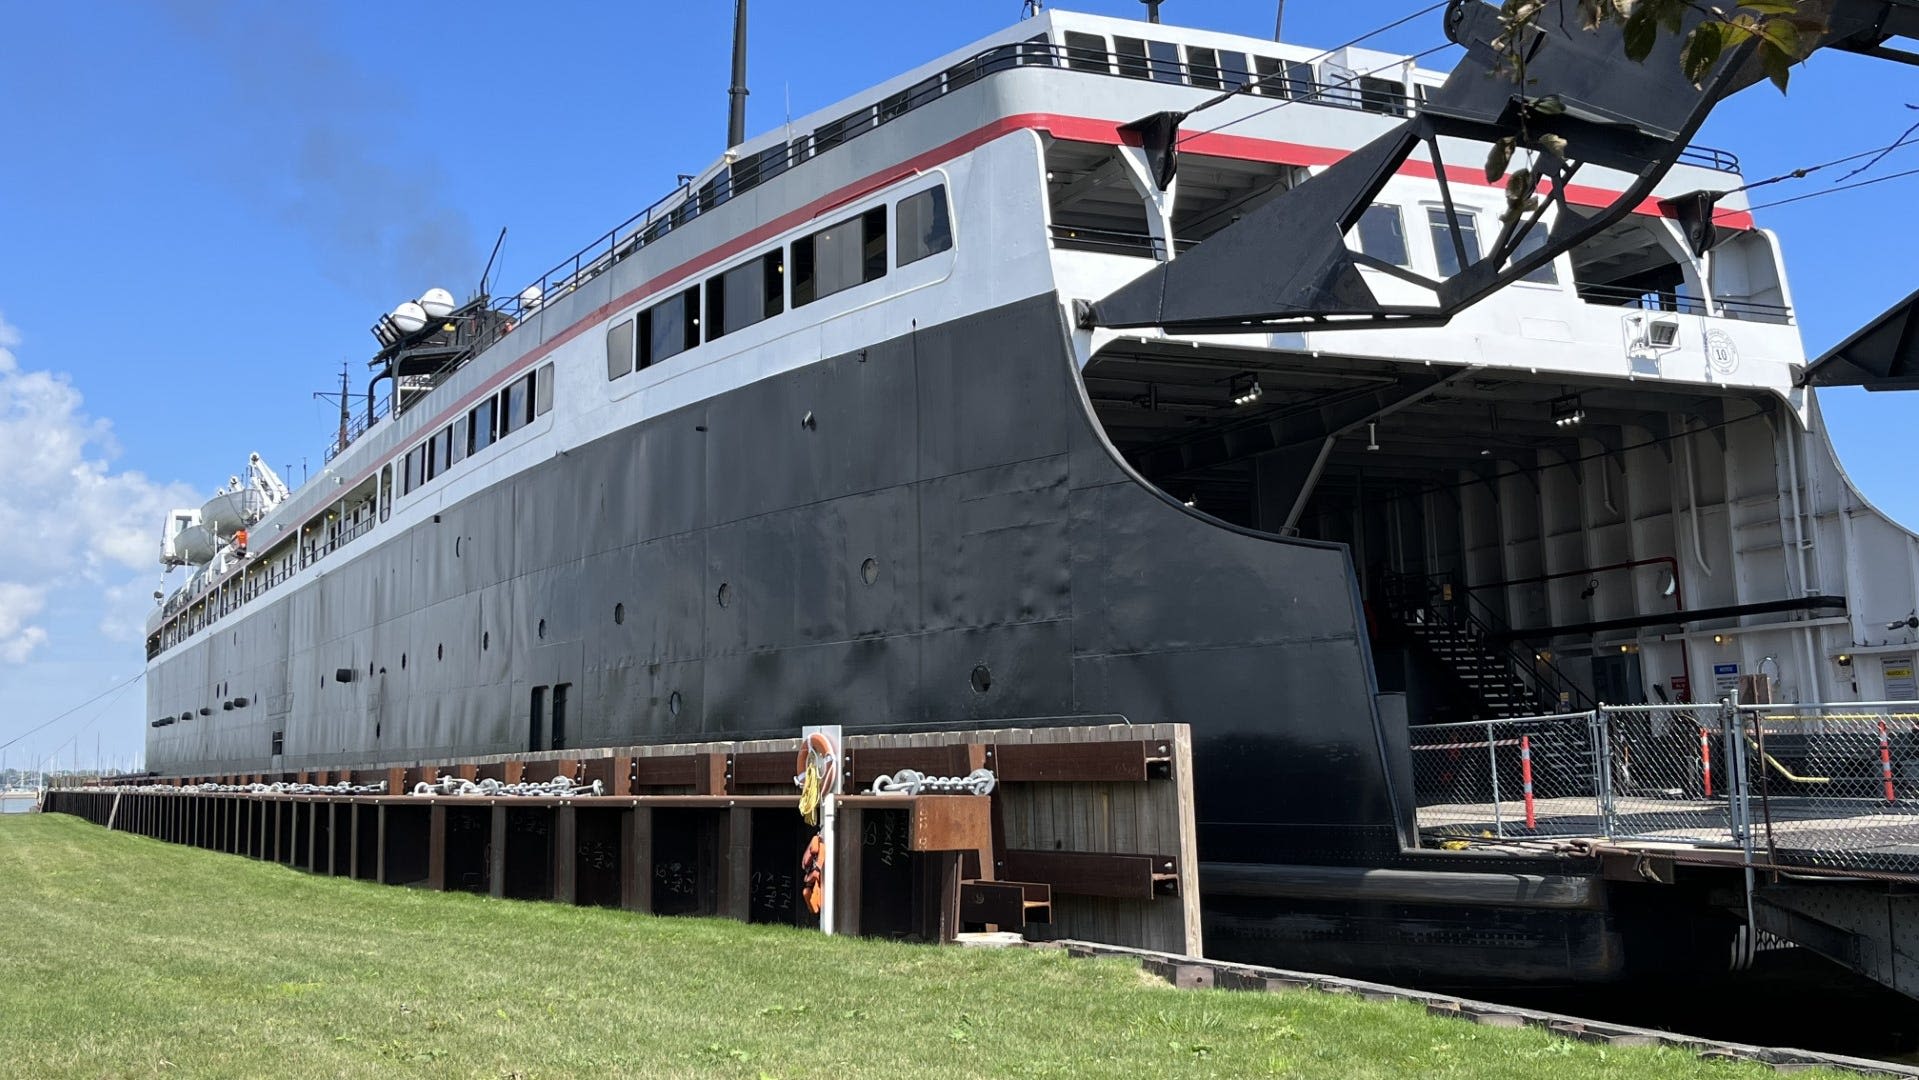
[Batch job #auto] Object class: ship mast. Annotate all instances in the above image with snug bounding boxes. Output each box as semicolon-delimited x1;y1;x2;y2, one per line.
727;0;749;148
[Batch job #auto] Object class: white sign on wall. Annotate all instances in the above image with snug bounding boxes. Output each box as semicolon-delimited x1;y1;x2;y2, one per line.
1713;662;1741;698
1882;655;1917;702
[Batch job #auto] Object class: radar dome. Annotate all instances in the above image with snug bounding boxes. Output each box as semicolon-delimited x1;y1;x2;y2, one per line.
518;285;543;311
418;287;455;318
390;301;428;335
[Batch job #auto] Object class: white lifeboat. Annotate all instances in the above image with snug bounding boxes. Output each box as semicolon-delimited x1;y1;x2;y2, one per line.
201;485;263;537
172;523;217;565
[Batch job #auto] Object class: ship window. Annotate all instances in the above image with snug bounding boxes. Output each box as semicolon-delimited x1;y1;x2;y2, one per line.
271;730;284;757
1114;36;1151;79
640;287;700;366
897;187;952;266
1509;225;1560;284
1356;205;1409;267
1063;31;1108;72
1427;206;1482;278
814;106;876;153
535;363;554;416
1147;41;1181;83
501;378;529;437
402;445;424;494
793;207;887;307
1187;47;1223;89
1358;75;1408;116
709;250;784;340
469;397;497;454
606;318;636;380
1217;50;1251;90
431;426;453;479
449;417;467;465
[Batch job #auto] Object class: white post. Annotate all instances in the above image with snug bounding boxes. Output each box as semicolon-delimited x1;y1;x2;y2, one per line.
821;793;838;936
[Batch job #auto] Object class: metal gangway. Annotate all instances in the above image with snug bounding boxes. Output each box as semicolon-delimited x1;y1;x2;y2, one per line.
1407;698;1919;998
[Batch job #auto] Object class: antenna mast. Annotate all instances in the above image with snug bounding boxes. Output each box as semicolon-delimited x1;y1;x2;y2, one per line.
727;0;750;148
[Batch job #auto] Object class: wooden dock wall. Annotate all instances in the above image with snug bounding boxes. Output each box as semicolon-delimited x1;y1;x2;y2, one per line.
49;723;1200;956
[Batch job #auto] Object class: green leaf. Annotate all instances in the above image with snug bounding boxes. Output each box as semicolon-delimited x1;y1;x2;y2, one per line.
1485;137;1516;182
1538;133;1570;159
1654;0;1685;34
1756;15;1803;57
1530;94;1567;116
1680;23;1727;87
1622;5;1659;62
1760;37;1794;91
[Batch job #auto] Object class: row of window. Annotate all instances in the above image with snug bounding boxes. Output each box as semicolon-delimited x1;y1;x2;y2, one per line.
1353;203;1557;285
1060;30;1416;116
401;362;555;496
607;186;952;381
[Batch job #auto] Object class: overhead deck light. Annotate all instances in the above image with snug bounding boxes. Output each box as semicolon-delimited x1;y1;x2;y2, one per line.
1550;393;1586;427
1231;375;1263;407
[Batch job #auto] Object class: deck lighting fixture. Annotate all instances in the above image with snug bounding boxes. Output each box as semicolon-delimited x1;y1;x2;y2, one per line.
1712;634;1726;645
1231;375;1263;407
1660;569;1678;598
1579;578;1598;600
1182;495;1197;508
1550;393;1586;427
1837;653;1854;667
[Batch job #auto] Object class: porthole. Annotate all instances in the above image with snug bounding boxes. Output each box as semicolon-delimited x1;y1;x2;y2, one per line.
455;536;462;557
970;664;992;694
401;653;408;670
436;643;444;661
716;582;732;608
613;603;625;625
668;690;683;717
482;631;490;651
369;662;375;677
860;557;878;586
537;618;547;640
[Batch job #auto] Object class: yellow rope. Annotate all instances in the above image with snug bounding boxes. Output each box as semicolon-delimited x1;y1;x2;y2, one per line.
798;759;822;825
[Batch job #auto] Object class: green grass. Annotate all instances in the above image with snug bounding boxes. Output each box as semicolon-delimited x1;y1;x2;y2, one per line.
0;812;1834;1080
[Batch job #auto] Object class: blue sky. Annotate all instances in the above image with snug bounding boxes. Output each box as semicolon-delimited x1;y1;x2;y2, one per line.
0;1;1913;770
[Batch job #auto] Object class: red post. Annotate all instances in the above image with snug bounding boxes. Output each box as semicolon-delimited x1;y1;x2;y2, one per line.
1699;726;1713;798
1881;720;1896;804
1520;734;1536;831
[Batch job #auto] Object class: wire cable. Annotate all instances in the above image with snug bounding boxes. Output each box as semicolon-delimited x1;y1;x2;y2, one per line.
0;670;146;753
36;677;142;772
1741;164;1919;214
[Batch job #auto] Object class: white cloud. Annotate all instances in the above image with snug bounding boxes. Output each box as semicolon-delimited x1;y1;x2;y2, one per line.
0;582;48;662
0;313;195;661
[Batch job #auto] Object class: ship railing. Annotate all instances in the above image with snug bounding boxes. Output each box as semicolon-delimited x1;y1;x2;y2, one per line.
490;34;1747;328
1576;282;1793;325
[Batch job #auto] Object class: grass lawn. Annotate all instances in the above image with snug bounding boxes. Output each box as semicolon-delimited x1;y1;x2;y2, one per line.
0;812;1837;1079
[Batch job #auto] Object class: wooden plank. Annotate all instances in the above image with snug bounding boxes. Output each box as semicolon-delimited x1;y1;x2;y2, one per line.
848;745;973;785
428;805;448;891
631;755;700;789
488;805;507;899
830;805;860;936
624;806;654;913
999;850;1178;900
990;740;1159;783
375;804;390;885
581;755;631;795
729;751;796;789
908;796;991;852
553;805;578;904
722;806;751;921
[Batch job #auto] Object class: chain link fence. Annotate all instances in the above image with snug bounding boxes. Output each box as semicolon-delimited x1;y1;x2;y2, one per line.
1409;701;1919;876
1409;713;1602;841
1742;703;1919;877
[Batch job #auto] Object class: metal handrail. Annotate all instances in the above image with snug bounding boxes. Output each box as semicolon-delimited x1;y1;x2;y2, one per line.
1383;571;1596;713
492;36;1744;330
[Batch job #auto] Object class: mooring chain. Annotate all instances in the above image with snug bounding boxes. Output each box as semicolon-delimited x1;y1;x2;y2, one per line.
408;775;604;798
866;767;997;797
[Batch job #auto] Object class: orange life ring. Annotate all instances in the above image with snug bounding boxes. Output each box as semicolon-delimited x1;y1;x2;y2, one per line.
801;834;826;915
794;730;838;792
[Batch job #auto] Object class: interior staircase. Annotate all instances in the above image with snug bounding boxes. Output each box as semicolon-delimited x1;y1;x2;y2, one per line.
1380;573;1595;722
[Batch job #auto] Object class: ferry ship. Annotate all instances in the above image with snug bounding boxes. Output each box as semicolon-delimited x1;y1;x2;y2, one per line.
143;4;1919;984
